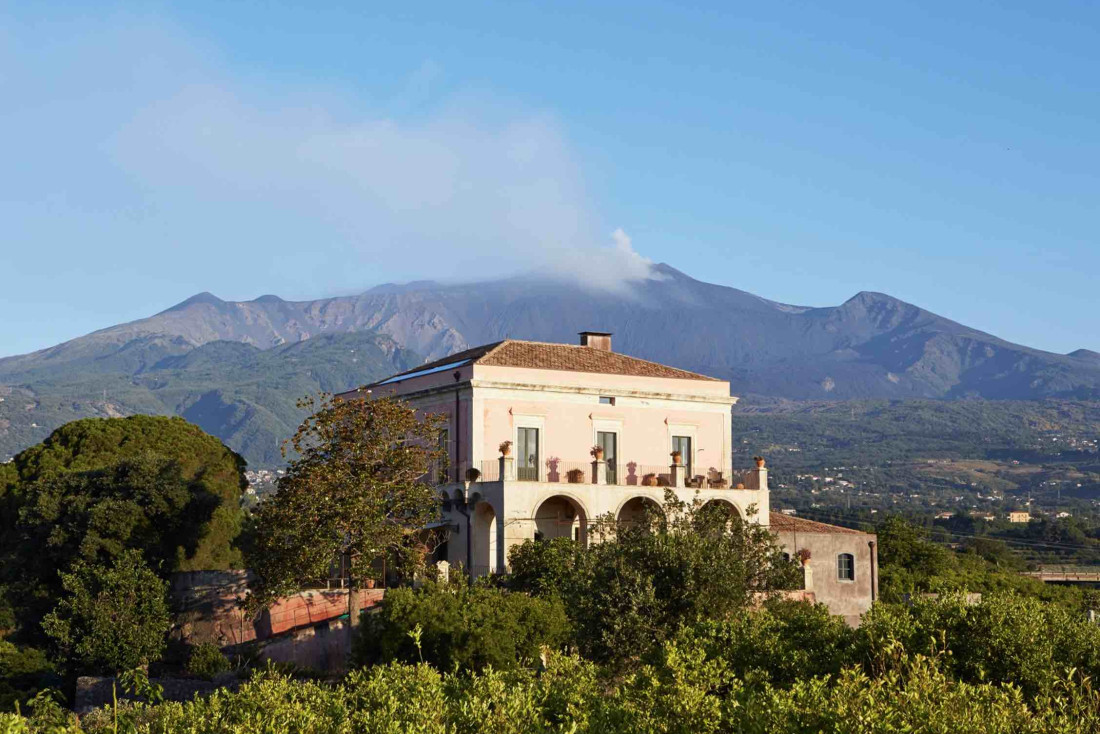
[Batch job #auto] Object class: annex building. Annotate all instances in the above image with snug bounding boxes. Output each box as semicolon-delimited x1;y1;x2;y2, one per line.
338;331;877;624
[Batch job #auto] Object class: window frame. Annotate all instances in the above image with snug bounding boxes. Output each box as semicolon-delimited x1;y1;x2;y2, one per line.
837;553;856;582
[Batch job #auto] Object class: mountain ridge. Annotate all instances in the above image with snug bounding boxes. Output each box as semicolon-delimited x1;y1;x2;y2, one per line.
2;266;1098;465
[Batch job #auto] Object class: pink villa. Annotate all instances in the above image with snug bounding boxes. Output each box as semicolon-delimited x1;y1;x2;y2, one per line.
339;331;877;624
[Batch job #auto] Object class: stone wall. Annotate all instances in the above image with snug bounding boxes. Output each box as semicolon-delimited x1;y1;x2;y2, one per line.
74;675;241;715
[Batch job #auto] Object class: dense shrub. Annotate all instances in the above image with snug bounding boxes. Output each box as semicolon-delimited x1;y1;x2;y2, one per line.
856;592;1100;698
185;642;231;680
351;579;571;672
0;642;54;711
508;492;801;667
689;598;857;687
3;645;1099;733
41;550;170;675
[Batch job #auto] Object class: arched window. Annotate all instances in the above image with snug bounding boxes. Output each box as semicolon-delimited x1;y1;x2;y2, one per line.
782;552;791;563
837;553;855;581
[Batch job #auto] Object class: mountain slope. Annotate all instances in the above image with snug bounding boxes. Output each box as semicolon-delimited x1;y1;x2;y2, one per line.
2;266;1098;465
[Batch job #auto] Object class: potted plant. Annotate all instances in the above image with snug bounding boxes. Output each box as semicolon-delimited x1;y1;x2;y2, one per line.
796;548;812;566
590;445;604;460
567;468;585;484
753;455;766;468
671;450;683;465
364;578;377;589
642;473;657;487
465;467;481;482
499;440;512;456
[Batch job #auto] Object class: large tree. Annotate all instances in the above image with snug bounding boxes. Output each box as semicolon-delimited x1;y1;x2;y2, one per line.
0;416;247;647
246;395;446;619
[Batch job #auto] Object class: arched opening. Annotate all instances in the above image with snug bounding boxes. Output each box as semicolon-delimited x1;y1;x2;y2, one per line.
617;496;663;528
698;499;744;531
472;501;499;576
534;495;588;546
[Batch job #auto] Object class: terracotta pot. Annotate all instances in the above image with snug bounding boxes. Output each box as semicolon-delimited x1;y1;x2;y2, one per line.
592;448;604;460
364;578;377;589
671;452;683;465
500;445;511;457
754;457;766;468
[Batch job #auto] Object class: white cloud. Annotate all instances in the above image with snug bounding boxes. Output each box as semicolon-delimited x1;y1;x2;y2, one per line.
99;35;659;291
0;12;660;307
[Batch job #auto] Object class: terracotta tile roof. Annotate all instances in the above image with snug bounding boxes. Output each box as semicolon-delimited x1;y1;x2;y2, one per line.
768;514;866;535
366;339;721;386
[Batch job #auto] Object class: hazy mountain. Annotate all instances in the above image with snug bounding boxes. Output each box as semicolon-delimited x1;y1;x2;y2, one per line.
2;265;1098;465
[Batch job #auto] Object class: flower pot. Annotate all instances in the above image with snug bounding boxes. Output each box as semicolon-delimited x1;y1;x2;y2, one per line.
754;457;766;468
364;578;377;589
671;452;682;465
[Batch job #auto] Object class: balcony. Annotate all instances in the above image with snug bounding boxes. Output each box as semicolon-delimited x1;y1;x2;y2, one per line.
447;457;764;490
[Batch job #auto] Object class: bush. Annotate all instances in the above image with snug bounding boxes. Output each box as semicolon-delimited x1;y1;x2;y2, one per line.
3;649;1093;733
856;592;1100;698
689;598;856;687
507;492;801;668
185;642;231;680
0;641;55;711
351;579;571;672
41;550;170;675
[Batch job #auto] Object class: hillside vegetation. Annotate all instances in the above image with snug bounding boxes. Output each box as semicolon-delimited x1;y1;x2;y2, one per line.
4;268;1100;466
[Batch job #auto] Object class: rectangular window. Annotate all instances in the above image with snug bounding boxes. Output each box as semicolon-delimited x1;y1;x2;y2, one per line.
597;431;618;485
599;396;616;405
517;427;540;481
672;435;692;477
837;553;855;581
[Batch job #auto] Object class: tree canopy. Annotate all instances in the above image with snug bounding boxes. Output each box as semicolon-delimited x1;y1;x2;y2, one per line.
0;416;246;649
246;395;446;608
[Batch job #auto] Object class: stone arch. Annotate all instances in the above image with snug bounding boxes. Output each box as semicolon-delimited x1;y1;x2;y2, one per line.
701;498;743;521
616;496;664;527
472;501;500;576
533;494;589;546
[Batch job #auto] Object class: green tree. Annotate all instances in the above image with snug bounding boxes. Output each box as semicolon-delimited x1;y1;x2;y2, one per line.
17;456;223;590
246;395;446;620
41;550;170;675
509;491;801;667
352;579;571;672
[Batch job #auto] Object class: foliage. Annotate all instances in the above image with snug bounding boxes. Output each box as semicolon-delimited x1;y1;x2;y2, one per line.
351;579;570;672
3;644;1100;733
0;642;54;712
856;592;1100;699
246;395;446;607
875;515;1100;610
508;491;801;667
0;416;246;653
184;643;231;681
16;456;231;595
41;550;170;675
688;598;856;687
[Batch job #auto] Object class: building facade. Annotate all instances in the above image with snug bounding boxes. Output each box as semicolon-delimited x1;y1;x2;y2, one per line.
338;331;877;622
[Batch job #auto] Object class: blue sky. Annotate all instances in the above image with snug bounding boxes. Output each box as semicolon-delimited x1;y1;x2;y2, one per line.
2;1;1098;357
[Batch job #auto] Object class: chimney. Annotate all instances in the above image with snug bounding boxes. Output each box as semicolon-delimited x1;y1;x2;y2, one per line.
579;331;612;351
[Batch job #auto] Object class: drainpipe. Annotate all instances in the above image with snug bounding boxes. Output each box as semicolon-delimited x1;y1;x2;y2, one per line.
868;540;877;603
